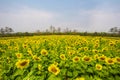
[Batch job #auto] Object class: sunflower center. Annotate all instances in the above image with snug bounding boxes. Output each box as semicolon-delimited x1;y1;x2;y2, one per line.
24;45;27;48
100;57;105;60
20;61;27;66
117;58;120;62
97;66;100;69
43;51;46;55
35;57;39;60
95;50;97;53
69;52;72;55
61;55;64;58
84;57;90;61
108;59;113;63
51;67;57;73
75;58;79;61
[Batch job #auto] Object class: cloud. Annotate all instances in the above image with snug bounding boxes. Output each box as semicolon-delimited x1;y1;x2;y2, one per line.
0;6;58;32
77;5;120;32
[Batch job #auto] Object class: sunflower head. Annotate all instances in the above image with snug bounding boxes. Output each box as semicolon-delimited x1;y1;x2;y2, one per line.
82;56;91;62
73;56;80;62
53;61;58;66
27;49;33;56
116;57;120;63
96;64;102;70
106;58;115;65
109;41;115;46
66;46;71;50
40;49;48;56
94;43;99;48
16;59;30;69
60;54;66;60
99;55;106;61
15;53;22;58
94;54;99;60
15;46;19;50
33;55;41;61
7;57;11;63
48;64;60;75
102;48;107;52
23;44;28;48
68;50;75;56
95;40;99;43
84;47;88;51
92;49;98;53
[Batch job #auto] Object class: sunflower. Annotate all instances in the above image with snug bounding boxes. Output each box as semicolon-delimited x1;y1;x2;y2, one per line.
96;64;102;70
95;40;99;43
115;57;120;63
68;50;75;56
99;55;106;61
84;47;88;51
48;64;60;75
92;49;98;53
60;54;66;60
16;59;30;69
32;55;41;61
94;54;99;60
82;56;91;62
27;49;33;56
106;58;115;65
15;53;22;58
40;49;48;56
94;43;99;48
66;46;71;51
72;56;80;62
7;57;11;63
109;41;115;46
75;77;85;80
22;43;28;48
102;48;107;52
53;61;58;66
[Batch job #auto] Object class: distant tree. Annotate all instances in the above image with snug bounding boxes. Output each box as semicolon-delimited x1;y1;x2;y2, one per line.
36;30;40;33
45;29;49;33
5;27;9;33
50;25;53;33
64;27;69;33
0;28;5;34
94;32;98;36
109;27;119;33
110;28;114;32
118;29;120;34
52;26;56;33
57;27;61;33
0;27;14;35
9;27;14;33
73;29;77;33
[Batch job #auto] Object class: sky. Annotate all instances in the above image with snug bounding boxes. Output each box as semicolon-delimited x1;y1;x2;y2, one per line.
0;0;120;32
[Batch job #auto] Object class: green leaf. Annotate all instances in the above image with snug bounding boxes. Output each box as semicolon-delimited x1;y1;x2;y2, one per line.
23;71;34;80
73;71;78;77
67;71;72;77
61;68;67;75
86;68;93;73
47;74;62;80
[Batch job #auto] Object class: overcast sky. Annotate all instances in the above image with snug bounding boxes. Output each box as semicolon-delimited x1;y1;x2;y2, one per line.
0;0;120;32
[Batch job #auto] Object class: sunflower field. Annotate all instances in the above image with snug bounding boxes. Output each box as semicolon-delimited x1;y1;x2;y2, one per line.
0;35;120;80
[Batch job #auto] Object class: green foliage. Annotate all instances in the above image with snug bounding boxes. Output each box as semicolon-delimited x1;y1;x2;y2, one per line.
0;35;120;80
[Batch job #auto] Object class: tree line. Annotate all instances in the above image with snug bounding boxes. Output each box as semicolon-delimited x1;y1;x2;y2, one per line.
0;26;120;37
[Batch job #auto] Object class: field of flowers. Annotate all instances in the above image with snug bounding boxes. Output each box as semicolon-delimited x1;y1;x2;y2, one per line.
0;35;120;80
